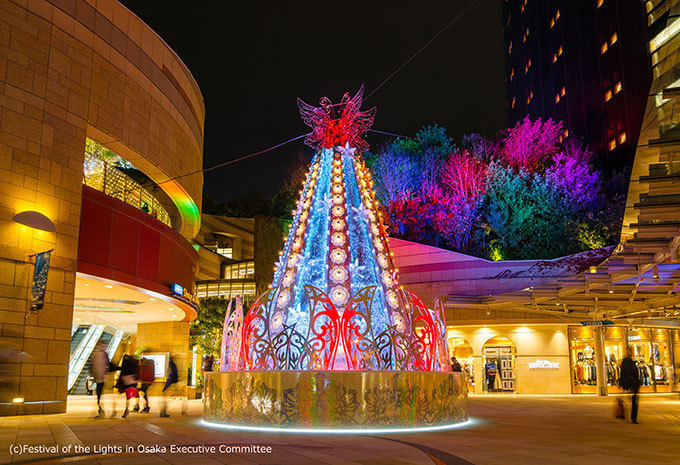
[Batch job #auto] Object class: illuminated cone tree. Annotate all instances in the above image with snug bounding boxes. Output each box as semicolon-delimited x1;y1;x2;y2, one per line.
222;86;450;372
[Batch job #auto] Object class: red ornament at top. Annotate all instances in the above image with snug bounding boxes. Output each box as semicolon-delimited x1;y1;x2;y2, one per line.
298;84;376;152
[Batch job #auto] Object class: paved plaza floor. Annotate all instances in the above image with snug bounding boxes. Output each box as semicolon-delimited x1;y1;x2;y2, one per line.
1;393;679;464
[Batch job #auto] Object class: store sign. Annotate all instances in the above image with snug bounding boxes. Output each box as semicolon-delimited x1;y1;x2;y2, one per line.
170;283;200;307
528;360;560;369
580;320;614;327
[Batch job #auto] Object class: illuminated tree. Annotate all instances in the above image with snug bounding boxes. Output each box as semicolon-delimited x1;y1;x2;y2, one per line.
502;116;563;172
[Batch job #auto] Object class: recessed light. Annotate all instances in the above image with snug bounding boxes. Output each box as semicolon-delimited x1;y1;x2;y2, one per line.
105;285;113;288
75;318;80;321
168;307;174;311
171;315;177;318
84;283;90;287
149;298;156;301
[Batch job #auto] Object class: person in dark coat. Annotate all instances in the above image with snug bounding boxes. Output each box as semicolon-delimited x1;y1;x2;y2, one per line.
160;357;185;417
451;357;462;372
618;346;640;424
114;354;139;418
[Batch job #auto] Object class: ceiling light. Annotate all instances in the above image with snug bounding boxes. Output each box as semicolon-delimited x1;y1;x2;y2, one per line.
589;266;597;273
609;283;614;294
149;298;156;301
84;283;90;287
105;285;113;288
172;315;177;318
653;265;659;279
168;307;174;311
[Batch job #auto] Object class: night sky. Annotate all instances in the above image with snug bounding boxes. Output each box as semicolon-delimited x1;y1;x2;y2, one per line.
120;0;507;203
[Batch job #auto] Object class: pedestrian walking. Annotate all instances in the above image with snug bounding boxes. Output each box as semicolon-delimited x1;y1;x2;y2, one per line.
91;341;110;419
138;357;155;413
451;357;462;372
618;346;640;424
115;354;139;418
160;356;186;417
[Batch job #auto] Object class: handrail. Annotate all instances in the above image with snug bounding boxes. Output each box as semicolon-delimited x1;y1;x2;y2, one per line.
68;325;105;391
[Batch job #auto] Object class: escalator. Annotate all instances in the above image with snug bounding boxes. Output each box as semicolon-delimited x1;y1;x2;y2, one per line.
70;332;113;395
68;326;124;395
70;326;89;355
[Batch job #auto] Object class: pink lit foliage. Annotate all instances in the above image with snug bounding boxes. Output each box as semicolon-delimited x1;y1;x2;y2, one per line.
441;151;488;203
502;116;563;172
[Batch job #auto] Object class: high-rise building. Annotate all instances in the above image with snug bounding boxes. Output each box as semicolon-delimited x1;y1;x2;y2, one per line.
503;0;651;170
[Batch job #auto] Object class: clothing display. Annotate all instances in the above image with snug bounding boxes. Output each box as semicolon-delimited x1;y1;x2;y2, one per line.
570;325;677;394
484;346;515;392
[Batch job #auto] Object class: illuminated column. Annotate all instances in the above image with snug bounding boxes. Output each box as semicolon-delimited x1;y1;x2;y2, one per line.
593;326;607;396
473;355;484;394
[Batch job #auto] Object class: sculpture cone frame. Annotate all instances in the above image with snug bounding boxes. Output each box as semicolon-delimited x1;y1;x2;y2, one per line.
205;89;467;431
221;145;451;373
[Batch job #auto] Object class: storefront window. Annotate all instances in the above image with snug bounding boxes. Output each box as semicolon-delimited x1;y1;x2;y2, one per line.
482;337;515;393
628;327;655;392
448;337;474;392
604;326;626;394
651;328;673;392
569;325;678;394
569;326;597;394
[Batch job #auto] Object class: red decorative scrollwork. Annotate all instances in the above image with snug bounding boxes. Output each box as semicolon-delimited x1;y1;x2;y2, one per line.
341;286;380;370
406;290;437;371
242;290;275;370
301;285;341;370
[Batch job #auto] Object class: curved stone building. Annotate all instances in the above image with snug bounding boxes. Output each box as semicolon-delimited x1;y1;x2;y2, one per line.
0;0;204;415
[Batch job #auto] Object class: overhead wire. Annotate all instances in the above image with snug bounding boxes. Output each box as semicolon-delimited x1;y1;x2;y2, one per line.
364;0;482;101
103;1;481;195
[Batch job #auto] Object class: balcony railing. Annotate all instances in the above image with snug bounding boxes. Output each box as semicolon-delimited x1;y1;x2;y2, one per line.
83;151;172;227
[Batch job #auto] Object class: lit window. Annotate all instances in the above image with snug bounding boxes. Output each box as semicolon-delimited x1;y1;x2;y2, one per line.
560;87;566;96
508;41;512;53
610;32;618;45
618;132;627;144
512;96;516;108
525;59;532;73
550;18;555;28
600;42;608;54
608;139;616;151
597;0;604;8
557;46;563;56
510;69;514;81
614;81;622;93
523;28;529;43
564;129;569;137
552;54;557;63
555;9;560;20
555;94;560;103
604;89;612;102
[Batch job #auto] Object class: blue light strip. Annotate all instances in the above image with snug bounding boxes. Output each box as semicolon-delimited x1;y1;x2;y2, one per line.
199;419;473;435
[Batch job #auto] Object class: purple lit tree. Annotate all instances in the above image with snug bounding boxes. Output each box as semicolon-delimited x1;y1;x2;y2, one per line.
502;116;563;172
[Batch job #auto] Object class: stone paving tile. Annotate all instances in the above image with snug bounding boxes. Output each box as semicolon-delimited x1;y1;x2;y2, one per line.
1;395;680;464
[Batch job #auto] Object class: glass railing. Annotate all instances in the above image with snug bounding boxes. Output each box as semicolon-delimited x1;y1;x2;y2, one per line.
223;260;255;280
83;140;172;227
196;279;257;300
